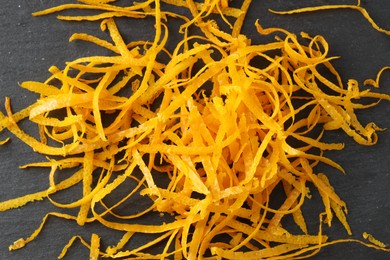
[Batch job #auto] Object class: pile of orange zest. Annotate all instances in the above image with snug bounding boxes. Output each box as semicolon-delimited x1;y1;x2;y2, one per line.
269;1;390;36
1;0;390;259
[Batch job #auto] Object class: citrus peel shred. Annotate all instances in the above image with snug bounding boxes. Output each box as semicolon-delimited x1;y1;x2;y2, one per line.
0;0;390;259
269;1;390;36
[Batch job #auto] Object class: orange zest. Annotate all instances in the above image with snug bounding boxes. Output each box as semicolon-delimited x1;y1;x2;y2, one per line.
269;1;390;36
1;0;390;259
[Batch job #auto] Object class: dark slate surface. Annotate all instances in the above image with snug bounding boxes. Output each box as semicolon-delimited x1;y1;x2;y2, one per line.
0;0;389;259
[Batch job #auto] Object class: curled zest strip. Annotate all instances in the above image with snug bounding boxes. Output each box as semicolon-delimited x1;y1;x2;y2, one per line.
364;66;390;88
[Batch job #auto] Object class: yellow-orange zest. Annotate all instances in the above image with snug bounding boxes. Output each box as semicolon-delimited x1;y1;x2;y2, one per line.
1;0;390;259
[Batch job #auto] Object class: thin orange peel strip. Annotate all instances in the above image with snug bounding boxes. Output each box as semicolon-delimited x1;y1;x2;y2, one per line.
269;2;390;36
